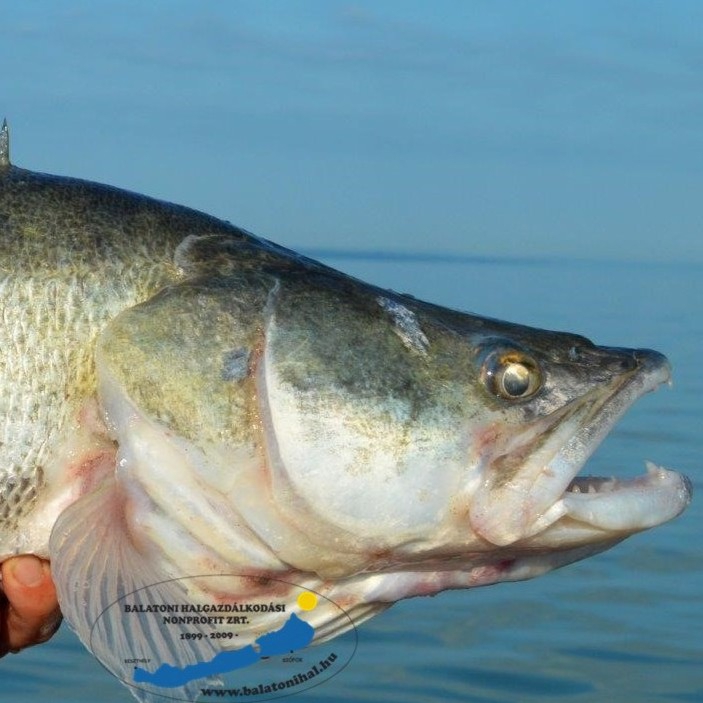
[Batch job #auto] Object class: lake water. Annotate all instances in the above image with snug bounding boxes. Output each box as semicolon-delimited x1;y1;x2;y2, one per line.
1;255;701;703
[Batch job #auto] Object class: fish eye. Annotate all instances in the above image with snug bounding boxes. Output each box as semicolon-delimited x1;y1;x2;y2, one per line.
481;350;542;401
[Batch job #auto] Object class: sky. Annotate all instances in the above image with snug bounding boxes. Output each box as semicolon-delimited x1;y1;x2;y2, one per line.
1;1;703;263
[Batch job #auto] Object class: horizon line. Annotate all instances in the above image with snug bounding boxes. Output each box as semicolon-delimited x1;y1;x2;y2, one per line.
297;248;701;269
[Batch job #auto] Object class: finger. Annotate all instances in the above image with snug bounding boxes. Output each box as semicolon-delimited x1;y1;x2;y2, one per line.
0;557;62;656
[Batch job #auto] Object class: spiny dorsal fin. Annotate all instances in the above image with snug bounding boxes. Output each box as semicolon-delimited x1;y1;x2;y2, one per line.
0;119;9;167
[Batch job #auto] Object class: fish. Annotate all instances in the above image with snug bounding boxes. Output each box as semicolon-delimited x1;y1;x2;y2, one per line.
0;119;692;701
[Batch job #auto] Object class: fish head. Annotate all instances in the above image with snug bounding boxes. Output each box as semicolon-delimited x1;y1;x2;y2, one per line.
248;282;691;588
89;256;691;608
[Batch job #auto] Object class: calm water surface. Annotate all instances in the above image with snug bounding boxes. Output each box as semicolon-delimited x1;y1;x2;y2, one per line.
2;256;701;702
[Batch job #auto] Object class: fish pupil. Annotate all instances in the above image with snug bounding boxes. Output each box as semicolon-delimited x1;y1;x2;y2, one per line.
500;362;532;397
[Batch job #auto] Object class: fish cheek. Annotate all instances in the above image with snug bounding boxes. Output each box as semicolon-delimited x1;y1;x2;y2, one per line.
258;285;478;543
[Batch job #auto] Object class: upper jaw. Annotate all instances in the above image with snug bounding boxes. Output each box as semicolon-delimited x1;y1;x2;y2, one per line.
469;348;692;547
551;349;690;534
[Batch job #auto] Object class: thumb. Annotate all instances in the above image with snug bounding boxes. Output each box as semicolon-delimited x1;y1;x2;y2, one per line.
1;556;62;655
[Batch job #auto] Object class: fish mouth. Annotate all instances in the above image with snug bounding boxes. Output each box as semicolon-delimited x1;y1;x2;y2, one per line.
469;349;693;547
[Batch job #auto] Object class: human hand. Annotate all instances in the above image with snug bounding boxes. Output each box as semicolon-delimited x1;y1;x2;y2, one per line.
0;555;62;656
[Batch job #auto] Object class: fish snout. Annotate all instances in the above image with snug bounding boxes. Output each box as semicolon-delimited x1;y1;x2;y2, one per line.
595;346;671;382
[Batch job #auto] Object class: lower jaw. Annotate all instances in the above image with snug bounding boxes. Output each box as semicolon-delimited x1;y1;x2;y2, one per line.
561;463;692;532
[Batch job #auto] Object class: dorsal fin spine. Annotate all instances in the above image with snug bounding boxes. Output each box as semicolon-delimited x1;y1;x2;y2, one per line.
0;119;10;167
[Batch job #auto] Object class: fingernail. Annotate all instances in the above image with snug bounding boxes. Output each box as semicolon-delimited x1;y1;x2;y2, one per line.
11;556;46;587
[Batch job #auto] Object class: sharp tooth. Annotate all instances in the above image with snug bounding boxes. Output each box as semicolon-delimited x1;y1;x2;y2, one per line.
571;485;581;494
588;484;597;494
645;461;668;481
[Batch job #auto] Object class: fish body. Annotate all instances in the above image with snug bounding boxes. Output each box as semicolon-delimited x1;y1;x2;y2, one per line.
0;123;692;701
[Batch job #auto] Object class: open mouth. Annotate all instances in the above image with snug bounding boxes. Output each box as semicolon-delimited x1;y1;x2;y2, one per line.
470;348;692;547
563;463;692;531
555;348;691;533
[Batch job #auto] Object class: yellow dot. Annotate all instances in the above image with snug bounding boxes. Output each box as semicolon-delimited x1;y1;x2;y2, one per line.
297;591;318;611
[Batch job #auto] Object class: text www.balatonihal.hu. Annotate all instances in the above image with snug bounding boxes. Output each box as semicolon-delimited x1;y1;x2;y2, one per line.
199;652;338;698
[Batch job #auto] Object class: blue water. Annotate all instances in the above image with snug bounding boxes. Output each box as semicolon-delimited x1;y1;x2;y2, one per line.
2;256;701;702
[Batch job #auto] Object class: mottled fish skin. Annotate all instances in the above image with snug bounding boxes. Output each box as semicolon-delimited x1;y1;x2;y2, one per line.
0;123;692;703
0;130;301;557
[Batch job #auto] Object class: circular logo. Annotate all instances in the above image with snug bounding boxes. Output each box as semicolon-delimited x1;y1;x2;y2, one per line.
91;574;358;702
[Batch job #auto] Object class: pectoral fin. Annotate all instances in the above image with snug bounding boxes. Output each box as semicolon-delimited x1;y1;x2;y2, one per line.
49;476;224;703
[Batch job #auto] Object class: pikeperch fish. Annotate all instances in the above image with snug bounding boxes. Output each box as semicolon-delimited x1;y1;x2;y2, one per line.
0;121;692;701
